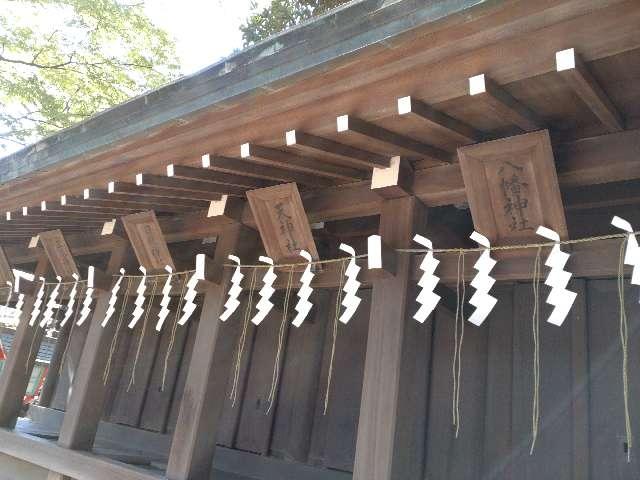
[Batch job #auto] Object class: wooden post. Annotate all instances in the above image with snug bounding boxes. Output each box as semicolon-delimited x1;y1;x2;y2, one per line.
166;223;258;480
38;318;72;407
352;197;429;480
0;257;49;428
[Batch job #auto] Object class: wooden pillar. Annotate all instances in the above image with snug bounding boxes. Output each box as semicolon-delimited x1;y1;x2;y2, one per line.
38;319;72;407
353;196;428;480
0;257;49;428
166;223;258;480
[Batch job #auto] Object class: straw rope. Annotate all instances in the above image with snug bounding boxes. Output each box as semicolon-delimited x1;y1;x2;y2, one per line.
452;250;465;437
618;237;632;463
530;247;542;455
127;278;159;392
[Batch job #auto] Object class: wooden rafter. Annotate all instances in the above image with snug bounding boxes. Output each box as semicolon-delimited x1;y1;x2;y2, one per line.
136;173;248;198
241;143;365;181
336;114;451;163
108;180;221;202
556;48;624;133
469;74;545;131
397;96;483;144
42;200;130;216
167;163;275;189
285;129;390;169
83;188;206;211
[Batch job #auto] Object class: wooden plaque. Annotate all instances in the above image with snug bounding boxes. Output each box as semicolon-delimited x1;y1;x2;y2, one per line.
0;247;14;285
122;210;175;272
39;230;79;280
458;130;567;245
246;183;319;263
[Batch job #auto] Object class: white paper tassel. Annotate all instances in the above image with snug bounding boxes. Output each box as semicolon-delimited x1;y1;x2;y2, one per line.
292;250;314;327
1;281;12;318
60;274;79;327
467;232;497;326
128;266;147;329
76;266;96;326
413;235;441;323
155;265;174;331
102;269;125;327
220;256;243;322
612;216;640;287
338;243;361;324
40;276;61;327
178;254;206;326
251;256;276;326
12;269;34;323
537;226;577;326
29;277;46;326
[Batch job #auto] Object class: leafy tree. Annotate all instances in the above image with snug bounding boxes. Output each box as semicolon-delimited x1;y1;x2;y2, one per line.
0;0;180;149
240;0;349;46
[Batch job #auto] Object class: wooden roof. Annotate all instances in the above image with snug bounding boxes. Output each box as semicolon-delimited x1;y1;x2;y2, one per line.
0;0;639;249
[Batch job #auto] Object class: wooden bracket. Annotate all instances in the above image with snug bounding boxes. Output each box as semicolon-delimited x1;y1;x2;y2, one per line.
207;195;245;222
121;210;175;273
38;230;80;281
366;235;398;278
370;156;414;199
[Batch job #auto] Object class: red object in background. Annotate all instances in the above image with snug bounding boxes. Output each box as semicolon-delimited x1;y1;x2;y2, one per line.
0;338;5;361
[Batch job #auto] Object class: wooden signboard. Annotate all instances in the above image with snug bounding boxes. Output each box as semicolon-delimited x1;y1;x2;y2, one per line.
246;183;319;263
0;247;13;286
39;230;79;280
122;210;175;272
458;130;567;245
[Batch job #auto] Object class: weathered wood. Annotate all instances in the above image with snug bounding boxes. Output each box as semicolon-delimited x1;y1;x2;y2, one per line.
38;230;80;280
166;224;259;480
168;163;274;189
109;181;222;202
352;196;428;480
166;317;198;433
137;173;248;198
121;210;175;273
458;130;567;244
370;156;413;199
38;318;73;408
0;257;48;428
556;48;624;132
85;188;208;211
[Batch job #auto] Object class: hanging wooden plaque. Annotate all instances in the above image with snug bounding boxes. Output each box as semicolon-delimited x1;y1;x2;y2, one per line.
246;183;319;263
39;230;79;280
122;210;175;272
458;130;568;245
0;247;14;285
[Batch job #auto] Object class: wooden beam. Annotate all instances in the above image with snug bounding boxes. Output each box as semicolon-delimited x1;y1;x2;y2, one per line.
204;154;332;187
353;196;428;480
397;96;483;143
136;173;248;198
84;188;207;211
0;256;49;428
166;223;259;480
167;163;275;189
469;74;544;131
121;210;175;272
556;48;624;133
241;143;365;181
38;230;80;280
337;114;451;163
370;156;414;199
18;207;115;221
108;181;222;202
61;195;142;212
285;130;390;169
42;200;130;216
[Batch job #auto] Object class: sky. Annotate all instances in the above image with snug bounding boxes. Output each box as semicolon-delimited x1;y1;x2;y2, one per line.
144;0;273;75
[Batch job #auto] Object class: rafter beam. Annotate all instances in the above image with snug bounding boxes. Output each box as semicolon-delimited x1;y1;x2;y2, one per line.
337;114;451;163
43;200;130;216
285;130;390;169
469;74;544;131
108;180;221;202
240;143;365;181
83;188;206;211
556;48;624;133
167;163;275;189
397;96;483;143
136;173;248;197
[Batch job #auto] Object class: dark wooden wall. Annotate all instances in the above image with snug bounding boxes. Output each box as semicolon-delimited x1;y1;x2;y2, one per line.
48;278;640;479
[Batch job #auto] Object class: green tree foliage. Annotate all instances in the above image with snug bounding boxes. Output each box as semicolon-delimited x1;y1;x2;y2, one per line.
240;0;349;47
0;0;180;149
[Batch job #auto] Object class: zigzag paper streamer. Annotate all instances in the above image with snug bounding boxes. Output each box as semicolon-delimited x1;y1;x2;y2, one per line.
60;274;79;327
29;277;46;326
467;232;498;326
128;266;147;329
156;265;174;331
537;226;577;326
251;256;276;326
12;269;34;323
178;254;206;326
102;269;125;327
413;235;441;323
339;243;361;324
40;276;62;327
292;250;314;327
1;281;12;318
220;256;243;322
77;267;96;326
612;216;640;287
